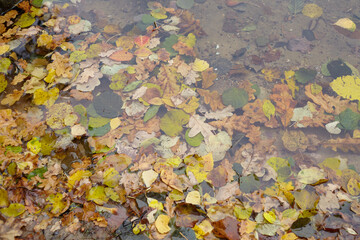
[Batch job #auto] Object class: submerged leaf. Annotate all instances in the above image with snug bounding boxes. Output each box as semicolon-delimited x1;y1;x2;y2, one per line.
160;109;189;136
0;203;26;217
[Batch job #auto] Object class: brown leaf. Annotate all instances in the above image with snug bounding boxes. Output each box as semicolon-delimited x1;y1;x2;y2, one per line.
270;84;297;127
175;203;205;228
201;67;217;89
155;65;180;96
177;10;206;37
213;216;240;240
281;130;309;152
69;89;93;101
1;89;24;106
109;49;134;62
323;134;360;153
208;165;228;188
172;40;195;56
197;89;225;111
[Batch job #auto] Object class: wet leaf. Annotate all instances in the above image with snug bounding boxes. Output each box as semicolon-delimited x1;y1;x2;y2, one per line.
330;75;360;101
86;186;109;205
240;174;261;193
70;50;87;63
109;50;133;62
176;0;194;10
192;58;209;72
294;68;316;84
47;193;69;215
282;130;309;152
262;100;275;120
333;18;356;32
288;0;304;15
234;206;252;220
222;87;248;109
27;137;41;154
15;13;35;28
144;105;160;123
142;169;158;188
67;170;92;189
0;188;9;208
185;128;203;147
293;190;318;210
297;167;327;185
0;203;26;217
0;59;11;74
155;214;171;234
103;168;121;187
160;109;189;136
338;108;360;130
93;91;123;118
185;191;201;205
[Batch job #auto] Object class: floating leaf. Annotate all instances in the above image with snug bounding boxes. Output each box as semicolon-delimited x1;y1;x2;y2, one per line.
47;193;68;215
297;167;327;185
93;91;123;118
176;0;194;10
267;157;291;181
333;18;356;32
160;109;189;136
67;170;92;189
263;211;276;224
337;108;360;130
192;58;209;72
144;105;160;122
15;13;35;28
142;170;158;188
123;80;142;92
185;128;204;147
330;75;360;101
222;87;248;109
262;100;275;120
234;206;252;220
103;168;121;187
281;130;309;152
134;35;150;47
27;137;41;154
70;50;87;63
0;203;26;217
302;3;323;18
293;190;318;210
294;68;317;84
109;50;134;62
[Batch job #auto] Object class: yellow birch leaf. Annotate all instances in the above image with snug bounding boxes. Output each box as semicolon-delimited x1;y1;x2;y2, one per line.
47;193;68;215
37;33;53;47
193;220;213;239
110;118;121;130
178;96;199;114
86;186;109;205
148;198;164;210
27;137;41;154
281;233;298;240
44;68;56;83
0;45;10;55
263;211;276;223
104;187;120;202
347;178;360;196
0;203;25;217
103;167;121;187
0;188;9;208
302;3;323;18
133;223;146;234
192;58;209;72
67;170;92;189
262;99;275;120
142;169;158;188
185;191;201;205
155;214;171;234
330;75;360;101
334;18;356;32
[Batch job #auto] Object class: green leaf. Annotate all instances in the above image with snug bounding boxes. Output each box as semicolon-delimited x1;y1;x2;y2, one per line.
144;105;160;123
185;129;204;147
31;0;43;7
160;109;189;136
234;206;252;220
294;68;317;84
240;174;260;193
338;108;360;130
123;80;142;92
176;0;194;9
267;157;291;181
15;13;36;28
5;146;22;155
293;190;318;210
93;91;123;118
288;0;305;14
142;14;157;25
162;35;178;57
27;167;48;179
0;203;26;217
222;87;248;109
0;59;11;74
69;51;87;63
88;116;111;128
88;123;111;137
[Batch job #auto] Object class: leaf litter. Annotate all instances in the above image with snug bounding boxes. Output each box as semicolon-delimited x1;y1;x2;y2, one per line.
0;0;359;239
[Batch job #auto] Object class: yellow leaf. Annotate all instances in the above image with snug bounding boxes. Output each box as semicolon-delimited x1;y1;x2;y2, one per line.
115;36;134;50
67;170;92;189
261;68;281;82
177;96;199;114
185;191;201;205
193;220;213;239
192;58;209;72
334;18;356;32
178;33;196;48
142;169;158;188
281;233;298;240
302;3;323;18
0;203;25;217
155;214;171;234
133;223;146;234
104;187;120;202
330;75;360;101
86;186;109;205
27;137;41;154
347;178;360;196
103;168;121;187
0;188;9;208
47;193;68;215
185;153;213;184
263;211;276;223
0;45;10;55
110;117;121;130
37;33;53;48
262;99;275;120
148;198;164;210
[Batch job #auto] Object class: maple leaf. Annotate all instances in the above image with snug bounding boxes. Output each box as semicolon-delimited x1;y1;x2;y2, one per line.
197;89;225;111
270;84;297;127
188;114;215;143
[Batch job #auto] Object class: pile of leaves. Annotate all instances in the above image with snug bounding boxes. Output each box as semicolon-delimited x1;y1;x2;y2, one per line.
0;0;360;239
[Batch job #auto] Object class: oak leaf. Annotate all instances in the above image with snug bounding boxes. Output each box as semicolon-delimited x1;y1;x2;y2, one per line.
188;114;215;143
197;89;225;111
270;84;297;127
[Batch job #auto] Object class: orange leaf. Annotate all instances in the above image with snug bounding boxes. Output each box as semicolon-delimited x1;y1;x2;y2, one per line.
201;68;217;89
109;50;134;62
270;84;297;127
134;47;152;58
197;89;225;111
134;35;150;47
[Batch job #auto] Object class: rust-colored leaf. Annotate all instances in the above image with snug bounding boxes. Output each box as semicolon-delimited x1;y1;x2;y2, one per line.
134;35;150;47
197;89;225;111
270;84;297;127
109;50;134;62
